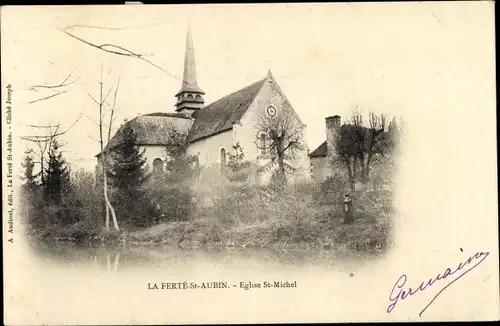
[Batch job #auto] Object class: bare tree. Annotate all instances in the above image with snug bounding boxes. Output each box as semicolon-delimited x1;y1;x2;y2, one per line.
21;126;59;184
27;70;79;92
21;67;82;171
334;108;390;190
352;110;387;184
86;63;120;232
25;69;79;104
21;112;84;184
254;107;305;181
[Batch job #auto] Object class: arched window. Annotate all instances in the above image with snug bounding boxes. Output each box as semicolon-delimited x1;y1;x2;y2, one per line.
259;133;267;156
153;158;163;174
220;148;227;167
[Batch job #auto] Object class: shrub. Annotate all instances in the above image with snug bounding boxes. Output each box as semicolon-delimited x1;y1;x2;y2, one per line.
315;172;351;205
145;175;194;223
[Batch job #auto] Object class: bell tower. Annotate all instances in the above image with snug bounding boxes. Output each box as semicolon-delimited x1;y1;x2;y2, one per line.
175;23;205;116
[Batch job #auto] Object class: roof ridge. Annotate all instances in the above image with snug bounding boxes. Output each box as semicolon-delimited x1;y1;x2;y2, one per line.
308;140;327;157
188;77;268;143
142;112;193;119
202;77;266;109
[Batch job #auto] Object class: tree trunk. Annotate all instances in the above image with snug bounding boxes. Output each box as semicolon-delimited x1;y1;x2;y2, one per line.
102;162;110;230
277;142;286;177
359;156;368;185
97;66;120;232
40;156;44;185
345;157;355;191
278;158;285;177
352;156;357;183
104;74;120;231
365;154;373;184
103;172;119;231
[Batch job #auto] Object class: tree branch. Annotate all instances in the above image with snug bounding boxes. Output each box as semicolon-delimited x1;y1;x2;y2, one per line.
60;26;192;86
107;77;120;143
28;91;67;104
29;74;79;90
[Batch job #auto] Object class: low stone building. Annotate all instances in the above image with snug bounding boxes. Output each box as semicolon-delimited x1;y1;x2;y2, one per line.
308;115;342;183
308;114;397;191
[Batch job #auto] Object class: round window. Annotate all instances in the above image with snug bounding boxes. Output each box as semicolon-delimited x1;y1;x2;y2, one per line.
266;106;276;117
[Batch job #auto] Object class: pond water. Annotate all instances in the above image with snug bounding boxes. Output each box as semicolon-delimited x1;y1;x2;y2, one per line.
27;240;379;275
11;240;391;324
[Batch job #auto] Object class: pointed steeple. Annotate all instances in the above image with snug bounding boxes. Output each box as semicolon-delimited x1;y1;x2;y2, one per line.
175;23;205;115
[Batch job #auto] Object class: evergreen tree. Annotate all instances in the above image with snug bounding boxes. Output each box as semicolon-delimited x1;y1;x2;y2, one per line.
225;142;250;184
21;149;38;192
37;140;75;227
43;140;70;206
21;149;42;229
224;142;252;214
108;123;151;226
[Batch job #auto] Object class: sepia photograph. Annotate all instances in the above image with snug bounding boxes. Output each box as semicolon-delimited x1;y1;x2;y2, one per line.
2;2;499;325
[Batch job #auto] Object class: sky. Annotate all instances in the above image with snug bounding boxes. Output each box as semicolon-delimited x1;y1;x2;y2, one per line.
2;2;495;172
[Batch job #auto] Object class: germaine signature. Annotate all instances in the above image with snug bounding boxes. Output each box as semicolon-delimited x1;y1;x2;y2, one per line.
387;250;489;317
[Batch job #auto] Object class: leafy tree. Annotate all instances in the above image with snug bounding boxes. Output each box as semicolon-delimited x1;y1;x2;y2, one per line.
370;117;403;190
147;129;199;222
108;123;152;226
163;130;200;184
62;169;104;239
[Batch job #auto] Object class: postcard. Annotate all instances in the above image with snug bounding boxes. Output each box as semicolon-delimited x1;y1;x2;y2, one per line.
2;2;499;325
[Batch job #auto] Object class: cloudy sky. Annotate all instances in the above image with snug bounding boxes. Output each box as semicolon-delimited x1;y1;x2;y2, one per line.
2;2;495;172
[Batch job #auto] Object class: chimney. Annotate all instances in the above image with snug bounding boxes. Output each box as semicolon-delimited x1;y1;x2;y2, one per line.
325;115;341;159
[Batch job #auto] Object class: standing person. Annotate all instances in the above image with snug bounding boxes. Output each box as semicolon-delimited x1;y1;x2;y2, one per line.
343;193;353;224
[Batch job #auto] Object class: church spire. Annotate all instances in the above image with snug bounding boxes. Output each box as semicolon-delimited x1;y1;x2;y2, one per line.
175;23;205;115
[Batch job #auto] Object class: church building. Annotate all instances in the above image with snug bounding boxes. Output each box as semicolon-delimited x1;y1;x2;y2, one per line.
96;25;311;186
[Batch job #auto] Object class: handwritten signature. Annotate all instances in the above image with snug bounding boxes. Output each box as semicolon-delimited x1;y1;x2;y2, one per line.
387;250;489;317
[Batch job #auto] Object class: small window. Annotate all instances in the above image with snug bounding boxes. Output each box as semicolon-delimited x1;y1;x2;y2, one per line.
259;133;267;156
153;158;163;174
220;148;227;167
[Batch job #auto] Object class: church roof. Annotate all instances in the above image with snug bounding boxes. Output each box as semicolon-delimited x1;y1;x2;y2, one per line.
187;78;267;143
96;113;193;157
97;77;267;157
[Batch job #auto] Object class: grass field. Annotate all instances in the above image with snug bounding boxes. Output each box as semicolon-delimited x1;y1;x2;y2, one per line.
28;183;395;259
